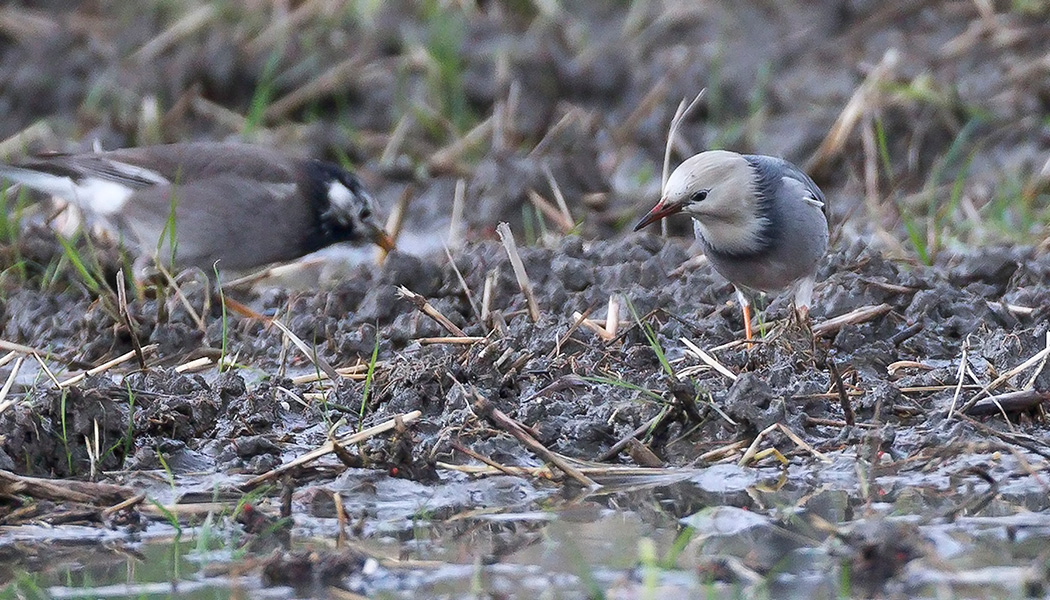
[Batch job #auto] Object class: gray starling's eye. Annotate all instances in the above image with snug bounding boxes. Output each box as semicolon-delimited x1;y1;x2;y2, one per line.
360;207;372;220
691;190;708;203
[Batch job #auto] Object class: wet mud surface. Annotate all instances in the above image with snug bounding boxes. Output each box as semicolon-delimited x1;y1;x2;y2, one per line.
2;1;1050;598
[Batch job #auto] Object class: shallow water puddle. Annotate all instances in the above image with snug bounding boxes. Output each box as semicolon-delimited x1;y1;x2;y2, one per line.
4;459;1048;598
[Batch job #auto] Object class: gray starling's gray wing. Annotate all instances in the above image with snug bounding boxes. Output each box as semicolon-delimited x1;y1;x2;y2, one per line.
121;174;314;272
94;143;301;184
744;154;825;207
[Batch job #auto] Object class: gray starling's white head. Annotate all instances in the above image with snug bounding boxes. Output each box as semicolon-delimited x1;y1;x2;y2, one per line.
635;150;766;254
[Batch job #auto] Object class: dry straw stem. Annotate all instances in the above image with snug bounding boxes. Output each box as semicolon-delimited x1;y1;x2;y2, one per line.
955;331;1050;416
527;190;574;233
397;286;468;337
378;185;413;264
480;269;497;323
115;269;147;367
246;0;330;55
242;410;423;488
474;392;597;488
0;351;16;367
289;362;385;385
429;116;493;175
418;337;484;345
190;95;250;131
154;264;207;331
451;440;524;479
549;305;595;359
58;344;159;388
174;356;213;374
571;311;614;341
380;113;414;167
662;90;706;192
597;404;671;462
807;48;899;177
811;303;892;337
495;223;540;322
269;318;341;382
738;423;831;467
444;244;481;321
0;469;135;505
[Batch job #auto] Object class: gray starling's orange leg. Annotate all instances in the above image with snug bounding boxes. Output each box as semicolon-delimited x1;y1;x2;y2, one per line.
735;287;754;342
743;302;753;341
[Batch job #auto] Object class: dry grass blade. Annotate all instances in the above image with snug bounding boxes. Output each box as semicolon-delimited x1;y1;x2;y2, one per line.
451;440;525;479
31;353;60;387
542;163;574;228
947;336;971;419
445;245;481;321
0;7;59;42
242;410;423;488
662;90;706;193
397;286;468;337
269;318;341;382
265;56;365;122
246;0;326;55
0;351;16;368
115;269;147;367
379;113;414;167
495;222;540;322
481;268;497;324
132;4;216;63
549;305;595;359
58;345;158;388
0;356;25;416
155;265;207;331
448;179;466;250
190;95;249;131
679;337;737;381
660;90;706;237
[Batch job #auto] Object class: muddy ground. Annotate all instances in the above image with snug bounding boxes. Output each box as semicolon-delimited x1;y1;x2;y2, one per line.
1;1;1050;598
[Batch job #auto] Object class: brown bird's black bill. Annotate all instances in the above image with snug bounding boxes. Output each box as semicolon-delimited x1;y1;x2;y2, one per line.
634;201;684;231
